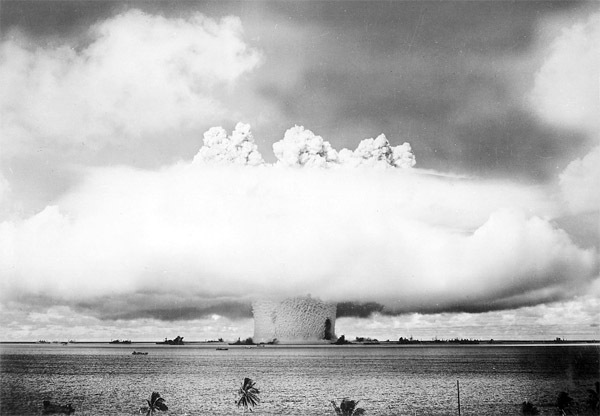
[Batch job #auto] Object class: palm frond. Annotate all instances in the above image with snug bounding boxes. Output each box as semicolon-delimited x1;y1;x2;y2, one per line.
237;377;260;411
146;392;168;413
155;399;168;411
341;398;359;414
331;398;365;416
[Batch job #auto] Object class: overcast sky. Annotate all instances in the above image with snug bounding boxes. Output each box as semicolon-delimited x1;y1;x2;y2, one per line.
0;1;598;342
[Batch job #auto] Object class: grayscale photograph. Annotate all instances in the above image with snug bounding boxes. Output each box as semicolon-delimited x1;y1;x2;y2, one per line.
0;1;598;415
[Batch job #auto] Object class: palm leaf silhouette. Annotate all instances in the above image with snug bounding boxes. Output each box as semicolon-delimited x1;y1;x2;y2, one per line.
331;398;365;415
146;392;168;415
237;377;260;413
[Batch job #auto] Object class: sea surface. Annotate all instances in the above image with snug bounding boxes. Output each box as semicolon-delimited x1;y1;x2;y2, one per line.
1;343;598;415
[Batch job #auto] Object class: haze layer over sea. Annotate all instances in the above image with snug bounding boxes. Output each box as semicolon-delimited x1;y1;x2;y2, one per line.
1;343;598;415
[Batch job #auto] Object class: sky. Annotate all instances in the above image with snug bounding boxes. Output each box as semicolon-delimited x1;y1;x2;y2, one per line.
0;1;598;342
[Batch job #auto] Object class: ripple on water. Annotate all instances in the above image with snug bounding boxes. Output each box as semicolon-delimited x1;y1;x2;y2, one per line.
1;344;598;415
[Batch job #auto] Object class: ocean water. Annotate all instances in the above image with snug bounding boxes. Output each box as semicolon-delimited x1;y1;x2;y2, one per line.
1;343;598;415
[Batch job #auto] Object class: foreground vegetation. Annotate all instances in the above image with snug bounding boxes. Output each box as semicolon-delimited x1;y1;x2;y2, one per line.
40;378;600;415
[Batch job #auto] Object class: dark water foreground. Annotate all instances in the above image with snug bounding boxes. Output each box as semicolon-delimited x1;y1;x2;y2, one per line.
1;343;598;415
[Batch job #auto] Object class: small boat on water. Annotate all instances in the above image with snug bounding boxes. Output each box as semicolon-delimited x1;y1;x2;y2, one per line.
215;347;229;351
132;351;148;355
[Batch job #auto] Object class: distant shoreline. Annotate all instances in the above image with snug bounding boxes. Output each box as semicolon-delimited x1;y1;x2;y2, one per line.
1;340;599;346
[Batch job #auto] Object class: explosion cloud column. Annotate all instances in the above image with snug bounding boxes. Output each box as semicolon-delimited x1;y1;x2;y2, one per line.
252;297;337;343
